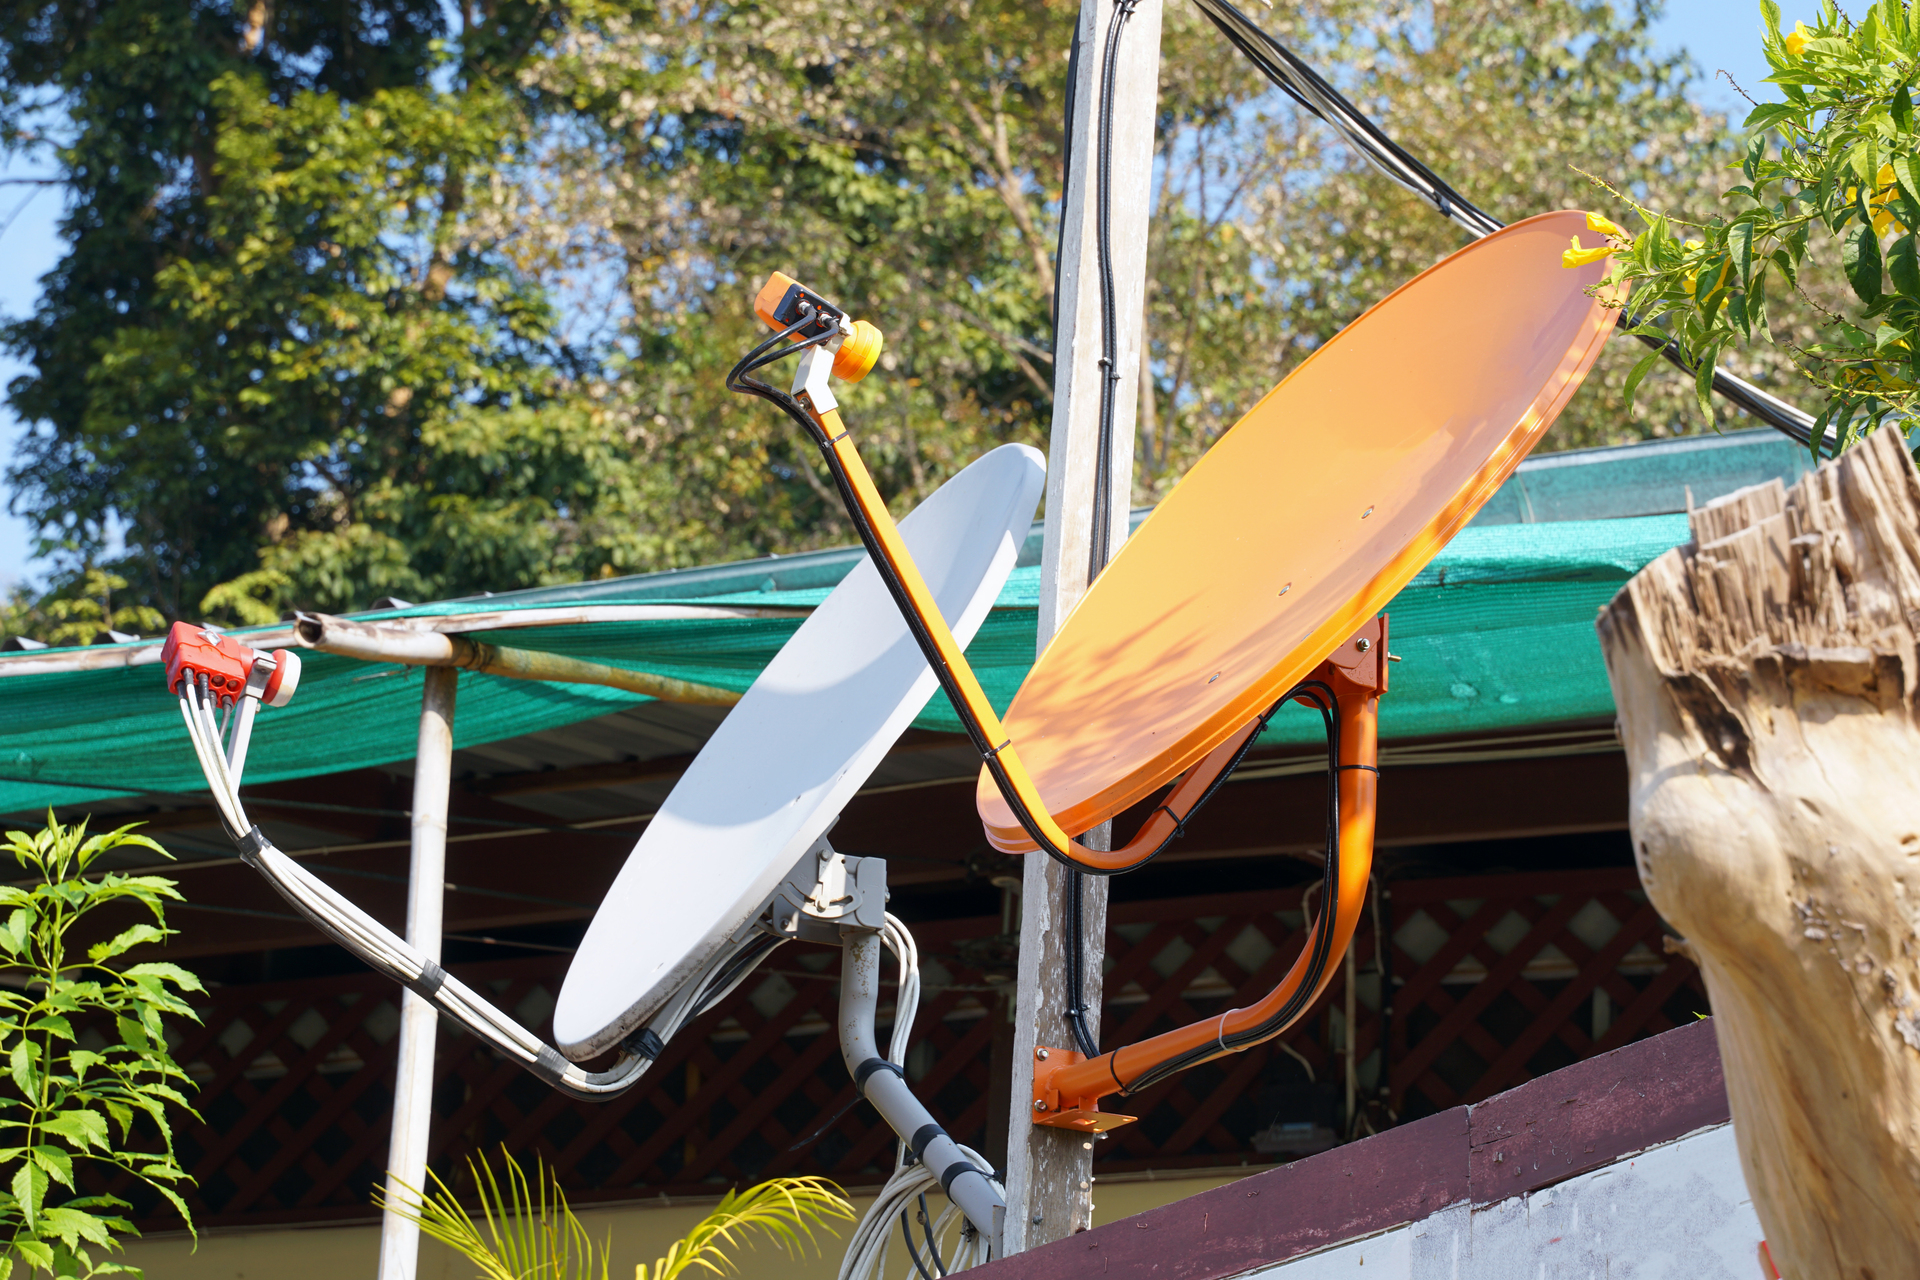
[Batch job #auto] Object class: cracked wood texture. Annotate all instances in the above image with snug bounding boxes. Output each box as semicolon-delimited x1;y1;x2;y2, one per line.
1597;426;1920;1280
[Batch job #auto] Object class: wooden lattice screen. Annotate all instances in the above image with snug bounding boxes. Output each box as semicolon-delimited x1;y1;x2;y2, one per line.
98;868;1708;1230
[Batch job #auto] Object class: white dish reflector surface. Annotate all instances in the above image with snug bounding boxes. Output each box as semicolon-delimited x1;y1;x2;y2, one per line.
554;443;1045;1058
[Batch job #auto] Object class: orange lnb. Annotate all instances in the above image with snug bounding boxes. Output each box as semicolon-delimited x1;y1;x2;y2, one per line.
834;320;884;383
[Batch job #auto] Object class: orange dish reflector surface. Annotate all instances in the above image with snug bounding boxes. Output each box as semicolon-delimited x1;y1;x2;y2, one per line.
977;210;1624;852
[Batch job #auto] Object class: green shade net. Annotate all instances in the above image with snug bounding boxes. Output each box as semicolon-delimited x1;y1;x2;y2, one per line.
0;514;1688;816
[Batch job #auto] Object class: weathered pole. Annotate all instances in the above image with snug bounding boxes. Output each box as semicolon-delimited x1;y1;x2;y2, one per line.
1001;0;1162;1252
376;666;458;1280
1596;427;1920;1277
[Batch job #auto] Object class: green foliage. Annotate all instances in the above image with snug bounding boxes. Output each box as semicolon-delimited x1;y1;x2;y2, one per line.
0;816;202;1278
1584;0;1920;451
1;0;1760;623
376;1149;851;1280
0;572;163;648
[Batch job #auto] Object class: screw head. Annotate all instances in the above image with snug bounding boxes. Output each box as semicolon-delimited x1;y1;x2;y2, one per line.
1035;1047;1049;1061
1032;1098;1049;1112
1355;638;1372;652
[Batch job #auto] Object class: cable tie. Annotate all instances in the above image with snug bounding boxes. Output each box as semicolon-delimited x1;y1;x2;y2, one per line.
853;1056;906;1096
234;825;270;867
531;1044;574;1087
408;959;448;1002
910;1122;948;1161
1215;1006;1240;1052
622;1027;666;1061
1335;764;1379;774
939;1160;990;1199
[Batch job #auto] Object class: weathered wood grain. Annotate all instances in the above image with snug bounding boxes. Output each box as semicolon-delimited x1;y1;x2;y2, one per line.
1597;426;1920;1279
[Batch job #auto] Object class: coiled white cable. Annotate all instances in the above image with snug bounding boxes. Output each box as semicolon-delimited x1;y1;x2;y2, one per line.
839;1142;1001;1280
173;684;787;1100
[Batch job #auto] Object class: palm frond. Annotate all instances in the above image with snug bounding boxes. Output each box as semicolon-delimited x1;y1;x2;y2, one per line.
376;1148;610;1280
639;1176;854;1280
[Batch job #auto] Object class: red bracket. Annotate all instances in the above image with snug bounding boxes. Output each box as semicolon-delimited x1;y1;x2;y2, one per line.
161;621;301;708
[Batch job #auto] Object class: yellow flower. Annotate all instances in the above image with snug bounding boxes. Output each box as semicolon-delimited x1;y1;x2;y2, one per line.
1845;163;1906;237
1785;21;1812;58
1585;212;1627;239
1562;236;1612;269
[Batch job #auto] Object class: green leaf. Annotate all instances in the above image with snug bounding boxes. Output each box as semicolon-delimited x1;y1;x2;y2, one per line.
1851;138;1879;185
121;963;205;993
30;1145;73;1190
1729;292;1752;339
1621;348;1664;413
1846;221;1886;302
9;1241;51;1271
1877;322;1911;352
1695;348;1718;426
1890;234;1920;297
89;924;167;965
1729;220;1755;286
40;1111;109;1152
1761;0;1782;38
1896;86;1914;132
9;1042;38;1102
13;1161;46;1230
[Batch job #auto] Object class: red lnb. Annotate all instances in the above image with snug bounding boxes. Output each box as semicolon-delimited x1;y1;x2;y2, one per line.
160;621;301;709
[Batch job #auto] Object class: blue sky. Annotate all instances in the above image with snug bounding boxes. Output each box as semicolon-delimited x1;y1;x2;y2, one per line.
0;0;1828;592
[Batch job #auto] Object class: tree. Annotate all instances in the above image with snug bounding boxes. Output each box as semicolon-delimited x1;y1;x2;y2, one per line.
1;0;620;621
0;0;1757;634
1578;0;1914;452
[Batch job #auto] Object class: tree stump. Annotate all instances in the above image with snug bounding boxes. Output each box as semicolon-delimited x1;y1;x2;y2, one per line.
1597;427;1920;1279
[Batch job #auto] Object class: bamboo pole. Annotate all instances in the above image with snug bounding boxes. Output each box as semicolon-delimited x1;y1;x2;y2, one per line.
291;611;741;705
376;666;458;1280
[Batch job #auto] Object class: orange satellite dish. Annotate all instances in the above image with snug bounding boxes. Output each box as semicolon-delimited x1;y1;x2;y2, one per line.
728;208;1622;1121
976;209;1622;850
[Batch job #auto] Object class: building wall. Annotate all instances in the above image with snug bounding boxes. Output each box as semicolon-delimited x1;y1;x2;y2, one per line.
114;1172;1248;1280
1243;1123;1764;1278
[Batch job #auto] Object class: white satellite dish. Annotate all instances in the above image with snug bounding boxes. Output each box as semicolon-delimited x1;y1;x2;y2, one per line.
553;442;1045;1060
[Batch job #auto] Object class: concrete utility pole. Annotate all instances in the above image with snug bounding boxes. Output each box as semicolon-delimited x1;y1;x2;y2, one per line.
1002;0;1162;1254
377;667;458;1280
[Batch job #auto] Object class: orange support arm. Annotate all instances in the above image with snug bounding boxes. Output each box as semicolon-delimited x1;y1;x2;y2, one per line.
1033;632;1383;1126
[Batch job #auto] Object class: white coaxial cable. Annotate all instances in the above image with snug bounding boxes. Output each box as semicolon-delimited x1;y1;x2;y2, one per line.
839;1142;1001;1280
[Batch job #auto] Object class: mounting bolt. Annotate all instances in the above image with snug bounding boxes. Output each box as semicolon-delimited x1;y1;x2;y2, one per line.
1035;1047;1049;1061
1033;1098;1049;1112
1355;638;1372;652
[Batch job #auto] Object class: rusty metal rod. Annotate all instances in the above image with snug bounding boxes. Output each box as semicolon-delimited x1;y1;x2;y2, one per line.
291;612;742;706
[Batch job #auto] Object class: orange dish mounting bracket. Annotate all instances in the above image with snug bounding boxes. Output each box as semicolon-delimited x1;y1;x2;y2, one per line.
1032;620;1388;1130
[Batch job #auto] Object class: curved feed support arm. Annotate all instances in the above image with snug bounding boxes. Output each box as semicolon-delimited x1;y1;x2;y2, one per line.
838;928;1005;1256
731;333;1253;876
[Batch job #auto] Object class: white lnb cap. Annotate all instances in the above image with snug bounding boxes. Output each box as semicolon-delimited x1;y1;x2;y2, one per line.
262;649;301;707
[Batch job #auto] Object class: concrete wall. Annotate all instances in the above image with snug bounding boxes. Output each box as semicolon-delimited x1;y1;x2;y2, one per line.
1240;1123;1765;1279
114;1171;1249;1280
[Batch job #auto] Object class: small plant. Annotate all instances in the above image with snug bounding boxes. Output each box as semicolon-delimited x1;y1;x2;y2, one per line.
379;1149;853;1280
0;815;203;1278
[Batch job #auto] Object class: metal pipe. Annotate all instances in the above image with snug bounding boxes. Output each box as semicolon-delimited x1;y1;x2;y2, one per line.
378;667;457;1280
838;930;1005;1256
291;612;742;706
